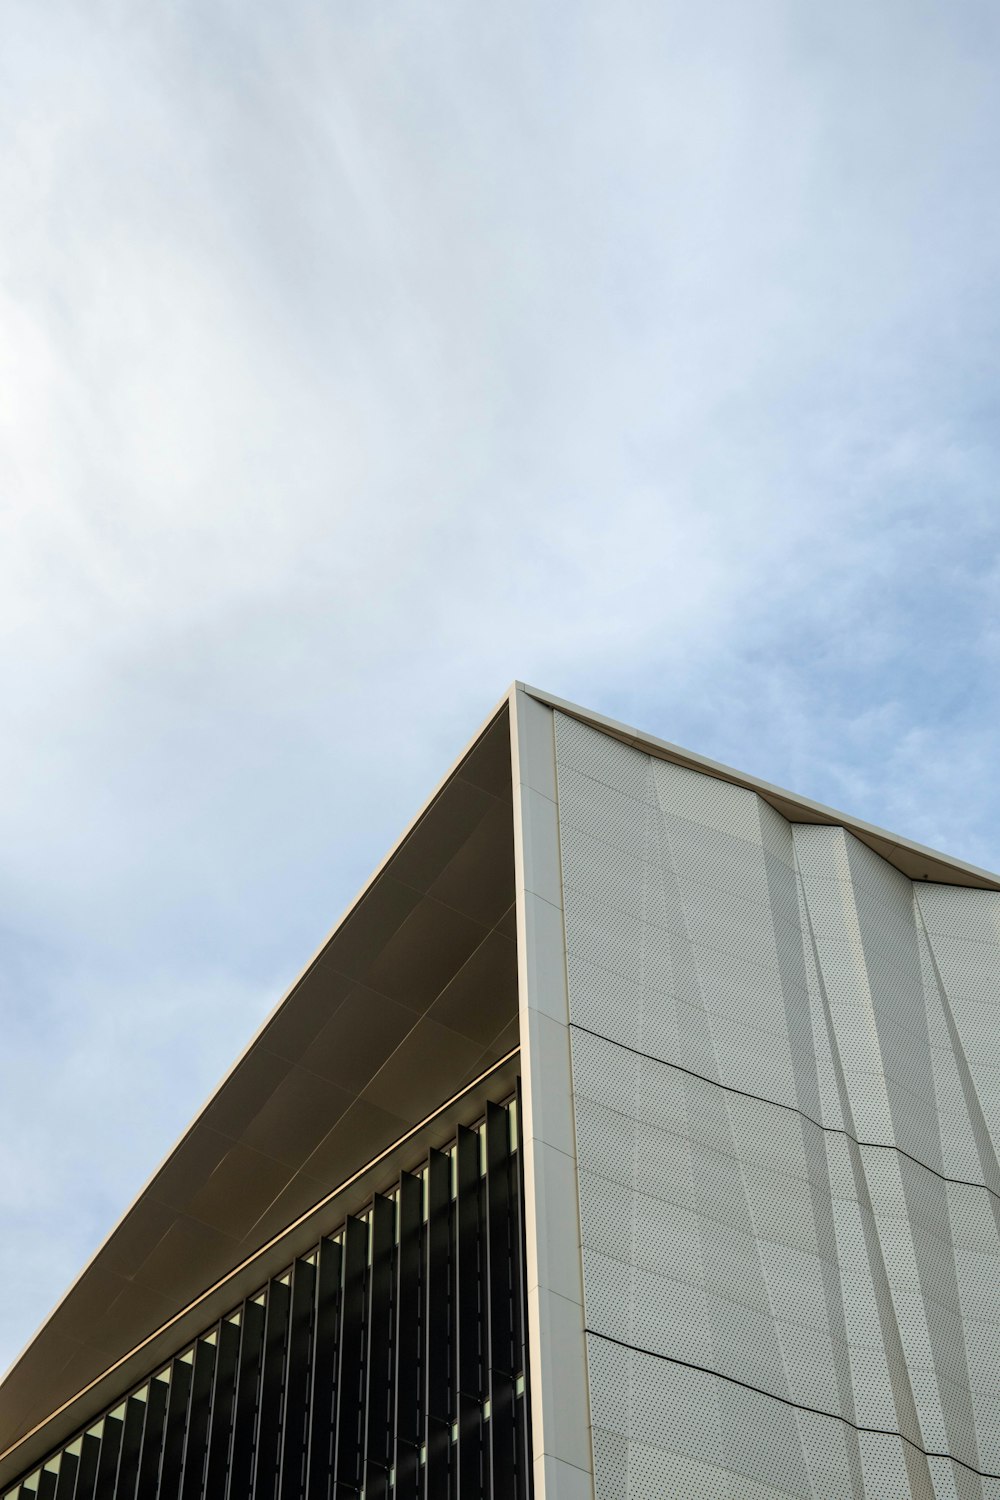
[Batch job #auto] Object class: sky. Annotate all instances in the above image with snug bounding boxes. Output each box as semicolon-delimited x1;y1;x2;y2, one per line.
1;0;1000;1376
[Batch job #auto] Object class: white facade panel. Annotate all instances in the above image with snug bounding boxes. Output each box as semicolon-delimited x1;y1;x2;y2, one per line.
552;711;1000;1499
512;690;595;1500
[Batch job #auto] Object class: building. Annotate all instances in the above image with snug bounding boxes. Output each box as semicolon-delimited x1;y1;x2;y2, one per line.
1;683;999;1500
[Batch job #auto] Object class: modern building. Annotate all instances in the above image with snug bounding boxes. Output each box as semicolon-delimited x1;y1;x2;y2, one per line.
1;684;999;1500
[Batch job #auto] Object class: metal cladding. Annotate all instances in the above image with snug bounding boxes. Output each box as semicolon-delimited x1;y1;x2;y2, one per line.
5;1103;531;1500
554;711;1000;1500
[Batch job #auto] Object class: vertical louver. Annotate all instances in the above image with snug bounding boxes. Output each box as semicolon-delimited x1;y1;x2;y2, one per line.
8;1097;531;1500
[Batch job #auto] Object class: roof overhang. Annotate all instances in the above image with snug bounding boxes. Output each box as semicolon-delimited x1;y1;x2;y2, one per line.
0;699;518;1482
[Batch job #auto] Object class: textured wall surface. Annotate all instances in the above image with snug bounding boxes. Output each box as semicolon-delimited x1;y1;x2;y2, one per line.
553;712;1000;1500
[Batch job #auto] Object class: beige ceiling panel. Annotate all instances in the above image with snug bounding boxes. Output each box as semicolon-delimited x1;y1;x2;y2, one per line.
316;876;425;985
237;1066;354;1169
361;895;487;1009
237;1167;335;1250
145;1126;232;1212
46;1267;129;1355
196;1046;292;1141
185;1143;294;1238
255;962;356;1064
3;1331;79;1431
297;985;422;1092
361;1017;486;1120
425;929;518;1044
102;1281;176;1350
425;797;516;927
300;1096;411;1191
451;1021;521;1095
132;1216;234;1304
90;1198;175;1279
457;710;512;793
389;776;499;894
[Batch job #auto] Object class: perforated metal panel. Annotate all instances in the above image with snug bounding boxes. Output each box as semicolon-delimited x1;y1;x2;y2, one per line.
554;713;1000;1499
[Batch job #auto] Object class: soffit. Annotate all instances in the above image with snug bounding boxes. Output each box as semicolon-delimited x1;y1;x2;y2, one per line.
521;684;1000;891
0;1050;520;1493
0;704;517;1459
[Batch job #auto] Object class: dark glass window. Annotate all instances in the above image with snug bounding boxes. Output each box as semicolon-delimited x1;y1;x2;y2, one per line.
7;1097;531;1500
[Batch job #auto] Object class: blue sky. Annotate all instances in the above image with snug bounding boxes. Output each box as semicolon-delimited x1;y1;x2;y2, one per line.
1;0;999;1374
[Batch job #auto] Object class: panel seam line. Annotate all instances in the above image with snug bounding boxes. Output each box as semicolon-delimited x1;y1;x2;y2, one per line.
584;1330;999;1481
569;1023;1000;1201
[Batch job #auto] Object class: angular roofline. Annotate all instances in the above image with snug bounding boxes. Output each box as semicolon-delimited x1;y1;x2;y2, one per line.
1;689;515;1391
519;683;1000;891
0;690;518;1476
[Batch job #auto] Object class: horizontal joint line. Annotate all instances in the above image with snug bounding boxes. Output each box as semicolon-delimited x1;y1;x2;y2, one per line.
585;1330;999;1481
569;1024;999;1201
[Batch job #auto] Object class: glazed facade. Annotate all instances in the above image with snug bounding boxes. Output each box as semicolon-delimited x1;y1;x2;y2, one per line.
5;1103;530;1500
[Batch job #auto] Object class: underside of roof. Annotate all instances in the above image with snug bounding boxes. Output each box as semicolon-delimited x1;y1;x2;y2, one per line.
0;703;518;1477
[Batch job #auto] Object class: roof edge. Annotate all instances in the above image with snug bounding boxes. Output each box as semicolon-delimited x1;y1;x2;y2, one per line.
518;683;1000;892
0;689;517;1398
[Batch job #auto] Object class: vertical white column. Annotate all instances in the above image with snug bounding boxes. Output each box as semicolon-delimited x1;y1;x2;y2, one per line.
509;686;594;1500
